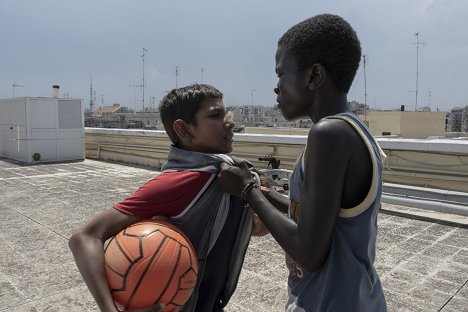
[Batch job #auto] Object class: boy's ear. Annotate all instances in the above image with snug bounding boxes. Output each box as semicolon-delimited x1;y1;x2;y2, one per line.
173;119;192;142
306;64;325;90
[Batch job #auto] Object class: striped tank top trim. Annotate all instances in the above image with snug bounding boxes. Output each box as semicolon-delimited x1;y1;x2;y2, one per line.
326;114;386;218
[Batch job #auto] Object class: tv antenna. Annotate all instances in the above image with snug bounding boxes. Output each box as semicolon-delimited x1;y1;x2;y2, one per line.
250;89;256;109
363;54;368;121
174;66;180;88
142;48;148;111
428;90;431;109
411;32;426;111
12;83;24;98
89;75;95;112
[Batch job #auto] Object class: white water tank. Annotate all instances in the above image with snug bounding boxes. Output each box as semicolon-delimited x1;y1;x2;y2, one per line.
0;97;85;163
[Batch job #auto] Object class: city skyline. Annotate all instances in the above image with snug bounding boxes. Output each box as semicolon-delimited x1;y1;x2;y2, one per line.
1;0;467;112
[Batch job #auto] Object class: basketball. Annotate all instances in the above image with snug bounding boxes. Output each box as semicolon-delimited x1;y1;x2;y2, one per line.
104;219;198;311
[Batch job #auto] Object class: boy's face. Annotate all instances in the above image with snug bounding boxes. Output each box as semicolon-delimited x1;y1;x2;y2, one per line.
274;46;313;120
184;98;235;154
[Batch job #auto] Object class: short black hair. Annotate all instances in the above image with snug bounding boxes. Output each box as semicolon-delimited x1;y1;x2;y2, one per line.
158;84;223;144
278;14;361;93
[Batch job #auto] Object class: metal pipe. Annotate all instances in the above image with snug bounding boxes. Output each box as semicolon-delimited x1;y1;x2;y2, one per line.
381;194;468;216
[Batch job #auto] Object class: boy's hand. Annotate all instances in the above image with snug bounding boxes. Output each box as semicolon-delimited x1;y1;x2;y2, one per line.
230;155;249;167
250;168;272;188
219;161;254;197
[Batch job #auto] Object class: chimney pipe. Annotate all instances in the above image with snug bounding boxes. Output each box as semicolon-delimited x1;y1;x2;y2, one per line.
52;85;60;98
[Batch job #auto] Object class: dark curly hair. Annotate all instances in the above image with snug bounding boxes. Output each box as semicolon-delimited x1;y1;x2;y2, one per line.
158;84;223;144
278;14;361;93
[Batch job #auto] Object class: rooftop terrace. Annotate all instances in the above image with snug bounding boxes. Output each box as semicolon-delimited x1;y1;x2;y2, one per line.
1;158;468;312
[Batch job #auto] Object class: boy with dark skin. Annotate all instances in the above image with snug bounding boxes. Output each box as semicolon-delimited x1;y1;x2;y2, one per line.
219;14;387;311
69;84;264;312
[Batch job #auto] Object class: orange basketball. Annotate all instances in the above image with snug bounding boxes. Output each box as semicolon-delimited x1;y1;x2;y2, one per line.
104;219;198;311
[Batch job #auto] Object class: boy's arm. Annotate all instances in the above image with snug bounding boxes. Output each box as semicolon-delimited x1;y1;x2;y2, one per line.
68;208;143;312
69;171;207;312
220;121;348;272
250;167;290;213
261;186;289;214
251;214;270;236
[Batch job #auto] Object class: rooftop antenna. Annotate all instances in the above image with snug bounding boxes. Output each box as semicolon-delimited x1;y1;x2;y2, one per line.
250;89;256;121
89;75;95;112
411;32;426;111
175;66;180;88
363;54;368;121
142;48;148;111
12;83;24;98
250;89;256;109
428;90;431;110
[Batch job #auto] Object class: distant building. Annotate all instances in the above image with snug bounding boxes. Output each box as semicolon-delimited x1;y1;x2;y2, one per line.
348;101;369;116
85;103;161;129
227;110;242;124
229;105;312;128
417;106;432;112
83;101;463;137
464;108;468;132
448;106;468;132
91;103;130;116
368;111;447;139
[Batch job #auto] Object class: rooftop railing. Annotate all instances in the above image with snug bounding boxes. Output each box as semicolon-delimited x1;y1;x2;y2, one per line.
85;128;468;215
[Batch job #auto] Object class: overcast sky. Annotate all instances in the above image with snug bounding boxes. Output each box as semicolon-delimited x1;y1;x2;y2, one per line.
1;0;467;112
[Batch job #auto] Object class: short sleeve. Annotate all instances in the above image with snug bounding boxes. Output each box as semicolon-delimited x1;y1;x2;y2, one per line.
113;171;214;218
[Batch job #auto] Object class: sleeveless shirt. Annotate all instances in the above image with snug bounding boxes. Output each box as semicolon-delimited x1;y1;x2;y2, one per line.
285;113;387;312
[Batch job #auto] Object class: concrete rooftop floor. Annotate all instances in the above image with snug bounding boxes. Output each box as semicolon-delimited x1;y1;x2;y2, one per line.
0;158;467;312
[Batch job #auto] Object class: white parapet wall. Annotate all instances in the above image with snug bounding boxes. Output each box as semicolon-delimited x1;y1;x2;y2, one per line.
377;138;468;192
85;128;468;193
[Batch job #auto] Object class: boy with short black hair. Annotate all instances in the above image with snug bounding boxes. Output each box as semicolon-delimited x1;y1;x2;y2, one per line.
69;84;259;312
219;14;388;311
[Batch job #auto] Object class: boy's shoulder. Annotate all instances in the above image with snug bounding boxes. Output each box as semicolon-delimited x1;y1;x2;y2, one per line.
113;170;215;218
159;169;212;179
155;170;214;191
305;115;372;172
308;117;356;147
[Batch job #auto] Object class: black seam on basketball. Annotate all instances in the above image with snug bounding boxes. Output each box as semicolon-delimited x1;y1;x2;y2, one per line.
115;235;138;264
105;237;124;278
108;232;154;294
105;263;125;279
178;253;197;291
170;246;198;306
153;235;183;306
126;235;169;310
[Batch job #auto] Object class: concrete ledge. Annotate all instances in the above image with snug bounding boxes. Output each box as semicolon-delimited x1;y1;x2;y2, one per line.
84;128;468;193
381;202;468;227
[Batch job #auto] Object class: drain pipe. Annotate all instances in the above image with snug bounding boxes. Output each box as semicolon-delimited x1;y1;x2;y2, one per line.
381;195;468;217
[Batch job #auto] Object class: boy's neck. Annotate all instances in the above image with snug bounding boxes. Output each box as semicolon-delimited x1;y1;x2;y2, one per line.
309;91;350;124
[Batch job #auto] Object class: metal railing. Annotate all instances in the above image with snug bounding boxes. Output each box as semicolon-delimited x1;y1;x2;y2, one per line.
84;128;468;215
